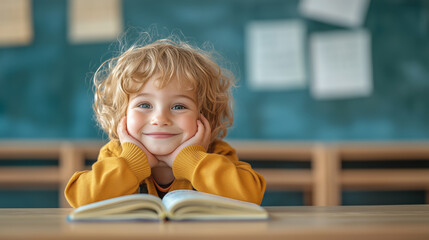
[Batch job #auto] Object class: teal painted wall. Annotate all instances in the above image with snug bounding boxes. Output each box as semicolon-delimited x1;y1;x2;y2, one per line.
1;0;428;207
1;0;428;140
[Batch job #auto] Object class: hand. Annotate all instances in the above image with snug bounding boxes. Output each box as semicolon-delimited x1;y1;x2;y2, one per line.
156;114;211;167
117;117;159;168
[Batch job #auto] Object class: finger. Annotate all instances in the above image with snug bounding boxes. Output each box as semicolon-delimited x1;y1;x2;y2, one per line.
117;117;126;139
200;114;211;133
195;120;205;139
199;114;211;143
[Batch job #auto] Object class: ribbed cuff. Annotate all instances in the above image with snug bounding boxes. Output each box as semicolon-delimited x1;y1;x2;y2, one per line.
120;142;151;182
173;144;207;180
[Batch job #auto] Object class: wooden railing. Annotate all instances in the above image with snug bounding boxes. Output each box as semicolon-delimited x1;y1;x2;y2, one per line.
1;140;429;207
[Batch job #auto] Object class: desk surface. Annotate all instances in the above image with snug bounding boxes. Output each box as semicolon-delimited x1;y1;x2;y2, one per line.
1;205;429;240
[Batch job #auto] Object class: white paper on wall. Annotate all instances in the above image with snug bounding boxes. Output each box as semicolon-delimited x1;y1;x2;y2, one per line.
310;29;372;99
68;0;123;44
0;0;33;46
245;20;306;90
299;0;370;28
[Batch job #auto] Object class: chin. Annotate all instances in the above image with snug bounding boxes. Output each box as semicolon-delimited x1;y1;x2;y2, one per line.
146;146;175;156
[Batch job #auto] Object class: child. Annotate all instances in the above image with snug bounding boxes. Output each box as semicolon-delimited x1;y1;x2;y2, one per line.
64;37;266;208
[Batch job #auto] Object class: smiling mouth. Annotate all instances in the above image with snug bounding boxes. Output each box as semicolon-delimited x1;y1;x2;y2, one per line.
144;133;179;139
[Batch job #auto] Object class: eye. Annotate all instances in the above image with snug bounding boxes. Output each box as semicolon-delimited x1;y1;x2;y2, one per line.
138;103;152;109
172;104;186;110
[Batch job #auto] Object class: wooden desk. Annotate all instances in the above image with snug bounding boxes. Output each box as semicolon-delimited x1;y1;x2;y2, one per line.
1;205;429;240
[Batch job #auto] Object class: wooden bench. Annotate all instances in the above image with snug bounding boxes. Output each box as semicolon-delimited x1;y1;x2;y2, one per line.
1;140;428;207
0;140;103;208
321;142;429;205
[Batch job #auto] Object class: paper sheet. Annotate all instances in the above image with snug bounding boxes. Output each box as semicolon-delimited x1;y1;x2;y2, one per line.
68;0;123;44
310;29;372;99
299;0;370;27
0;0;33;46
245;20;306;90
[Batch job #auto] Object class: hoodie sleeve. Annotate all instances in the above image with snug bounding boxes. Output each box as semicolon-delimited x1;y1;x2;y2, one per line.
64;141;151;208
172;140;266;205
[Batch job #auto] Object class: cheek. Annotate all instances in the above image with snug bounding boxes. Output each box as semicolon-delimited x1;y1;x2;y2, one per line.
179;115;198;137
126;111;146;137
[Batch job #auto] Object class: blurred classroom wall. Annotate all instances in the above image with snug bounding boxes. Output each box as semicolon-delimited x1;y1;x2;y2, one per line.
0;0;428;207
1;0;428;140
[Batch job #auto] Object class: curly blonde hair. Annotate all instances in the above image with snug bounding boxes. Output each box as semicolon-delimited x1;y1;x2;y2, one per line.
93;38;235;144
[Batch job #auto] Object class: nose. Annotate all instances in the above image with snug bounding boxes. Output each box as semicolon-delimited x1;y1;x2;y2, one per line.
150;109;172;126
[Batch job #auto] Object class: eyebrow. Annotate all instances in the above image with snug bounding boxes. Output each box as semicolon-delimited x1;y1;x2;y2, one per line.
132;93;196;102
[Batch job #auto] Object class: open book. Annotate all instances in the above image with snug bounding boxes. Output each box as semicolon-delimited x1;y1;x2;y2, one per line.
67;190;268;221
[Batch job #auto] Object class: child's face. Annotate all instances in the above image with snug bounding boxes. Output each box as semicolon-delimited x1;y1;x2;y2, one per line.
126;76;199;156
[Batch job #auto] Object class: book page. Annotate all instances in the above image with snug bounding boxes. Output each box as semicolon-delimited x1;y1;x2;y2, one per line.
299;0;370;27
245;20;306;90
68;0;123;44
162;190;268;220
309;29;372;99
0;0;33;46
69;194;165;221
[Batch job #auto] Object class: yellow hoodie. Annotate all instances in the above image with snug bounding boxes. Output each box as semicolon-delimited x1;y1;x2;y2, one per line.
65;140;266;208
